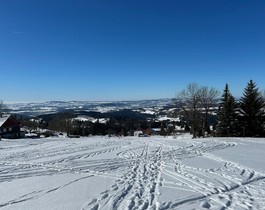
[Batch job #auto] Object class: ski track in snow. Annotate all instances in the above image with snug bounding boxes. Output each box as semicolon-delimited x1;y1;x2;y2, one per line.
0;136;265;210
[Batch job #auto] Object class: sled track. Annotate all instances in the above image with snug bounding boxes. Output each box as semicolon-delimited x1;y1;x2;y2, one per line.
82;145;163;210
0;140;132;183
1;137;265;210
160;142;265;210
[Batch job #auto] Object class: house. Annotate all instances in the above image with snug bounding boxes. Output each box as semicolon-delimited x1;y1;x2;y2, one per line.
0;115;21;139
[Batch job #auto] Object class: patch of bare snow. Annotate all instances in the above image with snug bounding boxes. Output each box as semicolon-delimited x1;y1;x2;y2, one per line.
157;115;180;122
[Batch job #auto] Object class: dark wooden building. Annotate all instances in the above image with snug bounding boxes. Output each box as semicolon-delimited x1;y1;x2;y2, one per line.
0;115;21;139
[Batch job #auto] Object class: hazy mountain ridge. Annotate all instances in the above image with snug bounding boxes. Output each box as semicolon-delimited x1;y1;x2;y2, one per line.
9;99;175;117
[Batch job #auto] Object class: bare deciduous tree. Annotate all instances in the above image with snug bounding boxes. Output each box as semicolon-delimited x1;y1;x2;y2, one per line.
199;86;220;134
177;83;201;138
177;83;220;138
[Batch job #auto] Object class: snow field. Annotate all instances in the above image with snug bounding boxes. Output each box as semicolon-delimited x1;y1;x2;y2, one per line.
0;135;265;210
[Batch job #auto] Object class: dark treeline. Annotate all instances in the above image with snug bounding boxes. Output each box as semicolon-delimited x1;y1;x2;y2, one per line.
216;80;265;137
177;80;265;138
21;109;183;137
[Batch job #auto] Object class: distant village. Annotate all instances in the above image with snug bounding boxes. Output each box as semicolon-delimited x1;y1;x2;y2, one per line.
0;111;189;140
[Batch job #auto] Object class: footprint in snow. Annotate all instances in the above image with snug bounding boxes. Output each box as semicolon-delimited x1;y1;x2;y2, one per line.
101;193;108;200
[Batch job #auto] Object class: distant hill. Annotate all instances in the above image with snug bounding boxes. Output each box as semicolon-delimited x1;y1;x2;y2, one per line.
9;99;174;117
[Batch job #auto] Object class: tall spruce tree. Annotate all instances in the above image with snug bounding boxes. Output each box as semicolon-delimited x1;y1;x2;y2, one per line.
239;80;265;137
216;84;238;137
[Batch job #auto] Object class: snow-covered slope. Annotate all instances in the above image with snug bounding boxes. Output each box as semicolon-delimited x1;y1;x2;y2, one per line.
1;135;265;209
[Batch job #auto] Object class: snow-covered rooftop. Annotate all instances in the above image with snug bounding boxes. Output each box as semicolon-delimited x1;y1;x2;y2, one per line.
0;115;11;127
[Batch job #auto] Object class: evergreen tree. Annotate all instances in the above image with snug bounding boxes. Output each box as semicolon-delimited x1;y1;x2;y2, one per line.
239;80;265;137
160;123;167;136
216;84;239;136
0;100;8;116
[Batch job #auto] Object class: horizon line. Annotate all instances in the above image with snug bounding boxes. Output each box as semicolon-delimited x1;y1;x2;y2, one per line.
5;97;174;104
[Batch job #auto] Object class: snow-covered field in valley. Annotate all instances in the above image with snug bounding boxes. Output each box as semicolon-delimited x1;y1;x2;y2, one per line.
1;135;265;210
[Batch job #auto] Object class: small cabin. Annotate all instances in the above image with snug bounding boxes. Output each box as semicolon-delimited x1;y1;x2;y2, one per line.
0;115;21;139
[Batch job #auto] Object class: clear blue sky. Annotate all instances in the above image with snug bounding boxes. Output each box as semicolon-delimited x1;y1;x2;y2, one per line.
1;0;264;102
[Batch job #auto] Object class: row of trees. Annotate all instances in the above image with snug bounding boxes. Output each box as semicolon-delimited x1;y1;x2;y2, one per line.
217;80;265;137
177;80;265;138
22;113;178;137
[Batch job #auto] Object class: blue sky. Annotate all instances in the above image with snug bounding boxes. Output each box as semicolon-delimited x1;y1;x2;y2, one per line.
1;0;264;102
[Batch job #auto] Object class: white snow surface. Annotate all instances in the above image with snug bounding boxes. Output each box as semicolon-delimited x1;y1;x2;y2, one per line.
1;135;265;210
156;116;180;122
